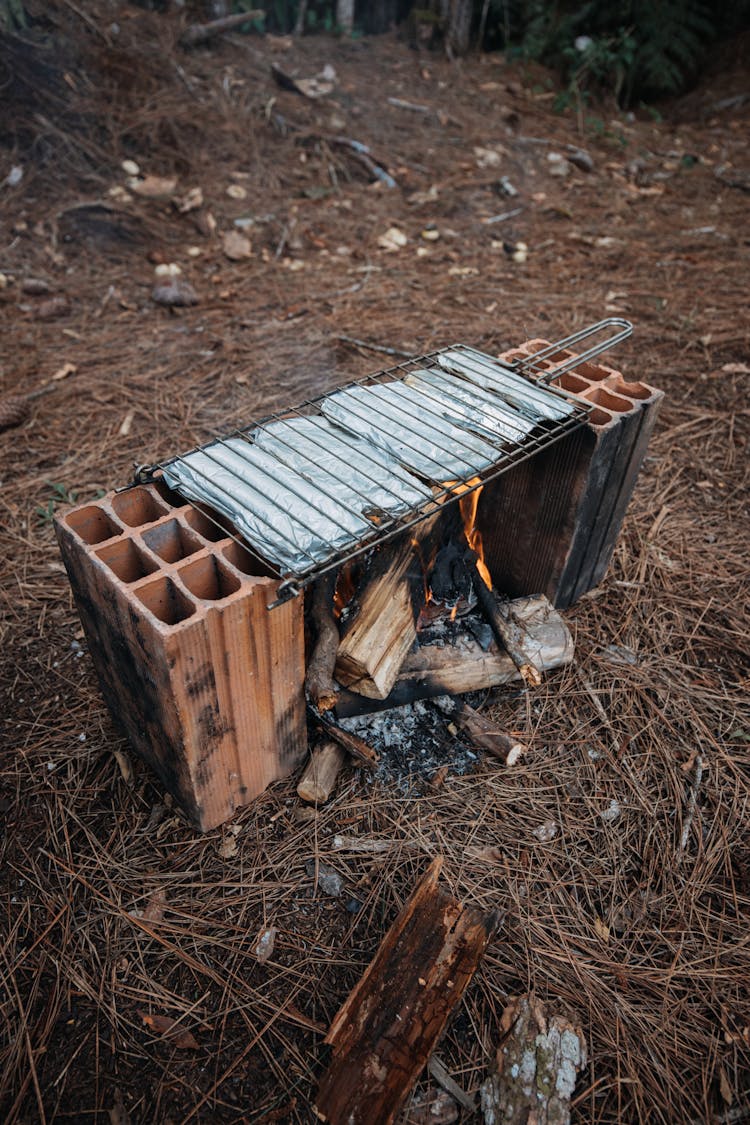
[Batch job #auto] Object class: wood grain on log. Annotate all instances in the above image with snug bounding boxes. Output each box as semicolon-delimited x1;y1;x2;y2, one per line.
335;595;573;717
315;857;499;1125
297;741;346;804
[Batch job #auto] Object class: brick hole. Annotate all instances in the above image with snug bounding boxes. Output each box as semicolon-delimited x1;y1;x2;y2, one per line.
183;507;231;542
111;486;167;527
178;556;241;601
142;519;203;564
588;406;614;428
573;361;613;381
65;505;122;545
96;539;159;583
152;478;189;508
607;377;652;401
557;373;590;394
585;387;632;414
222;540;276;578
136;576;196;625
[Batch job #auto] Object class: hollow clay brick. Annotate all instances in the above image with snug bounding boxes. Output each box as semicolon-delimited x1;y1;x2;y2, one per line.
55;483;306;830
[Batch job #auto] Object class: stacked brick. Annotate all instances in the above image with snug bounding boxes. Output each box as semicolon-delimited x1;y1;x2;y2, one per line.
479;341;663;608
55;481;307;831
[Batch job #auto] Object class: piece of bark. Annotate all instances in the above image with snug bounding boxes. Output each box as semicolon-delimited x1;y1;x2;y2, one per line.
480;995;587;1125
335;595;573;717
305;572;340;712
335;537;419;700
313;713;378;768
180;11;265;47
466;552;542;686
315;857;499;1125
297;741;346;804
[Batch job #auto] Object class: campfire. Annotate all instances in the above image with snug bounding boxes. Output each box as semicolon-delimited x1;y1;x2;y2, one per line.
55;318;663;830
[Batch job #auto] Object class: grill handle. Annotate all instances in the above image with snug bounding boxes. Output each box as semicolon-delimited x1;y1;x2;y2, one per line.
514;317;633;384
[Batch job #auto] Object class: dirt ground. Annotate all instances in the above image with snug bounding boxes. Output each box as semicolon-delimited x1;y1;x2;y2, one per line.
1;8;749;1123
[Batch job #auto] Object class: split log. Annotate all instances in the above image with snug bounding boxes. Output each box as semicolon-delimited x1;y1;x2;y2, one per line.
180;11;265;47
305;572;339;712
313;712;379;768
480;995;587;1125
297;741;346;804
335;595;573;717
335;537;420;701
466;552;542;685
315;857;499;1125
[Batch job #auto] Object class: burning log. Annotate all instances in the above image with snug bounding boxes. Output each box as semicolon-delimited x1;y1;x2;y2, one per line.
296;740;347;804
335;536;422;701
305;571;340;712
465;552;542;686
315;857;499;1125
480;995;587;1125
335;595;572;717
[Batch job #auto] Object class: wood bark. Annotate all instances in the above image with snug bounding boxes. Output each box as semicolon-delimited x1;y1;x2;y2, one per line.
315;857;499;1125
480;995;587;1125
335;595;573;717
335;536;421;700
336;0;355;34
297;741;346;804
313;713;379;768
305;571;339;712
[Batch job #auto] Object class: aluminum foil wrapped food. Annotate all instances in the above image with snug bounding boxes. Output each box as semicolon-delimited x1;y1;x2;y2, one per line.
436;347;575;421
321;381;503;480
162;419;430;573
403;368;537;444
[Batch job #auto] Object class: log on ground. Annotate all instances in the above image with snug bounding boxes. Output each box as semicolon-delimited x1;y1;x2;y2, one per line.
315;856;499;1125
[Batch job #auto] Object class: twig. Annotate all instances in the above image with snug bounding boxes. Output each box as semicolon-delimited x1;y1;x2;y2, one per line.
428;1055;477;1112
387;97;430;114
337;335;414;359
483;207;524;225
180;11;265;48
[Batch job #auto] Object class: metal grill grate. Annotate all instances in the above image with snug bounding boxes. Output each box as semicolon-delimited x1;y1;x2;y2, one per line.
136;318;631;603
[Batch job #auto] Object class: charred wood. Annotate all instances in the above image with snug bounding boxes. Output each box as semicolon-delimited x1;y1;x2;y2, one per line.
312;711;379;768
466;552;542;685
305;571;339;712
315;857;499;1125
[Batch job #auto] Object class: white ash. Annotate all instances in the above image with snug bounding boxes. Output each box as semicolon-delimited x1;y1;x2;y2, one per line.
339;698;480;789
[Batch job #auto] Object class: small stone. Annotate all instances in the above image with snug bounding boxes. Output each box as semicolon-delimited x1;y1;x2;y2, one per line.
226;184;248;200
152;279;199;307
121;159;140;177
305;860;343;897
21;278;51;296
222;229;252;261
154;262;182;278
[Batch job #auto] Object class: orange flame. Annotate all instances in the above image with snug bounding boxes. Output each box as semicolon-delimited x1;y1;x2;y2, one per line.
333;563;356;618
457;479;492;588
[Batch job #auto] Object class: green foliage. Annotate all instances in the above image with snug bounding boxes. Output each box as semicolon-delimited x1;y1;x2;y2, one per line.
515;0;728;106
36;482;79;524
0;0;27;32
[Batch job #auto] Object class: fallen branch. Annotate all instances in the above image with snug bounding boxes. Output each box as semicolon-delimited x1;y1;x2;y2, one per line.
437;698;526;766
180;11;265;48
337;335;413;359
312;711;378;768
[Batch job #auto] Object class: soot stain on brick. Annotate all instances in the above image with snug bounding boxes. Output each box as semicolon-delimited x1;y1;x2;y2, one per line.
185;662;216;699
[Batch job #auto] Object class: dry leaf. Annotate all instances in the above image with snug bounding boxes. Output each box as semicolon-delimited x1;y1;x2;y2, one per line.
255;925;278;964
721;362;750;375
594;915;610;943
465;845;504;864
118;409;135;437
142;889;166;923
130;175;178;198
222;230;252;261
217;835;238;858
377;227;407;252
138;1010;199;1050
112;749;132;785
719;1064;733;1105
50;362;77;384
176;186;203;214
